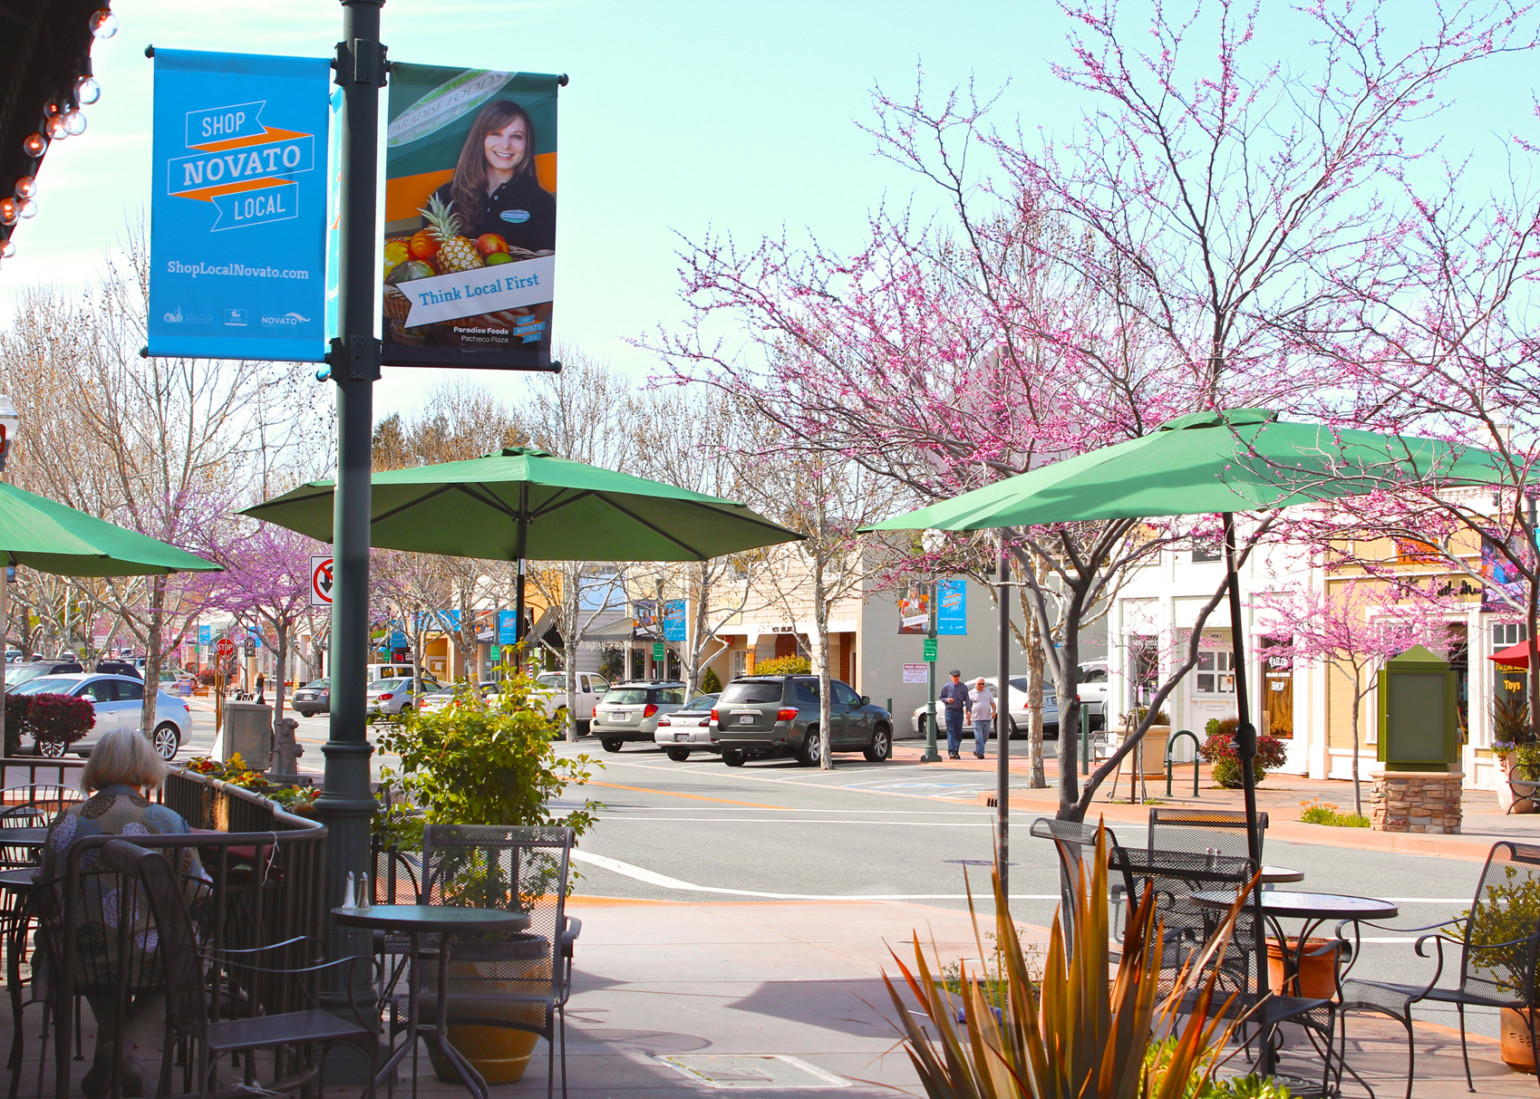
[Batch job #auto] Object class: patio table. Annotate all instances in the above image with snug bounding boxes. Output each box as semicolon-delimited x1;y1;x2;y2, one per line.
333;904;530;1099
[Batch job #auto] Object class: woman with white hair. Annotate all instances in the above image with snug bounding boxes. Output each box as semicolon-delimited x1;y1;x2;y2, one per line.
36;727;207;1097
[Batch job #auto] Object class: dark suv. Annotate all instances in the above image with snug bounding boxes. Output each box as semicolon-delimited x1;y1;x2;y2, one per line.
710;675;893;767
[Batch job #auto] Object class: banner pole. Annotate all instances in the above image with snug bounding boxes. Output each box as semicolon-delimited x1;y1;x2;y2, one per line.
317;0;385;1058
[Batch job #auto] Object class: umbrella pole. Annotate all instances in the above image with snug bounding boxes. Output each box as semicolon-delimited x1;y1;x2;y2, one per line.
514;482;529;675
996;540;1010;899
1223;512;1271;1067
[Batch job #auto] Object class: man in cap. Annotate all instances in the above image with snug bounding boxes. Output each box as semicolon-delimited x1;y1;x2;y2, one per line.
937;669;970;760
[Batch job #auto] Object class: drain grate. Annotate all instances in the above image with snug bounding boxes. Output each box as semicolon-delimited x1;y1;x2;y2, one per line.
655;1054;849;1090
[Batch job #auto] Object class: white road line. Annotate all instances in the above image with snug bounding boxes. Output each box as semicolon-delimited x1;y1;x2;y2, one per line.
571;850;1060;901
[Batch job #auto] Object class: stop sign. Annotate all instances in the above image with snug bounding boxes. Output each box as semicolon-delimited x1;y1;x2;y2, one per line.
215;638;236;659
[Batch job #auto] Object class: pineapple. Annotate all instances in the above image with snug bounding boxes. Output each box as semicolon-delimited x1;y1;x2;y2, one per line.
418;194;483;273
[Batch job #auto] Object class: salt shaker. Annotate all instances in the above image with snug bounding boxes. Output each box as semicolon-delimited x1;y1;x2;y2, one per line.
357;872;371;910
344;871;357;909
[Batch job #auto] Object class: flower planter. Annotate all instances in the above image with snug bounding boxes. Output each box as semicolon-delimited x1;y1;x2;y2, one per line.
1497;754;1539;814
1140;725;1171;777
424;935;549;1085
1502;1007;1539;1073
1266;937;1342;1000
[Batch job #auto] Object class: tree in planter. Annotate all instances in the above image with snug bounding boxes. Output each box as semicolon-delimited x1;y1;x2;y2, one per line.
1199;726;1289;790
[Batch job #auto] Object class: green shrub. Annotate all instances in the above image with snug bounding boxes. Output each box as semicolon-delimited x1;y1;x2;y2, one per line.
374;672;602;864
1200;731;1288;788
1492;691;1534;747
1298;799;1370;828
751;655;810;675
699;667;722;694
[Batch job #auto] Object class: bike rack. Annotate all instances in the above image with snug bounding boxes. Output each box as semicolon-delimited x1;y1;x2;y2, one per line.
1165;729;1202;798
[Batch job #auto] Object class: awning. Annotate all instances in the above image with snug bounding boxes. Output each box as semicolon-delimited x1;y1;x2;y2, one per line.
1491;641;1534;670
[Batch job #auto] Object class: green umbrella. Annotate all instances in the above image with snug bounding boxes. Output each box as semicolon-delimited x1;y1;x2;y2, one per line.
0;482;220;576
243;446;804;646
863;407;1503;1039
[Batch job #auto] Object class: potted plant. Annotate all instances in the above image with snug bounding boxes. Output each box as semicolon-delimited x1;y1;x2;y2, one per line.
1125;707;1173;778
7;692;94;757
1491;693;1535;813
374;675;600;1084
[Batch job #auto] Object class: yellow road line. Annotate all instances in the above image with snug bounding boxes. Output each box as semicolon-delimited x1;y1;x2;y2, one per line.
585;780;787;810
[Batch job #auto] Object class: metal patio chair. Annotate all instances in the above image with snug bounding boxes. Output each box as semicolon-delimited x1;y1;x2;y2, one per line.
1337;839;1540;1099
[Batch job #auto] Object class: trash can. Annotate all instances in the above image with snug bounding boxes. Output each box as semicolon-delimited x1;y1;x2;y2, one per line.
222;701;273;770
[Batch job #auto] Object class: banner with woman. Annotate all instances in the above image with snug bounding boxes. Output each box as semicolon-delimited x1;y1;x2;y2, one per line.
382;64;562;369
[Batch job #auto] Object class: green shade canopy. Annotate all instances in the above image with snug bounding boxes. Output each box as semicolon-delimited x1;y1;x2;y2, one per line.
0;482;219;576
863;408;1504;533
242;446;803;562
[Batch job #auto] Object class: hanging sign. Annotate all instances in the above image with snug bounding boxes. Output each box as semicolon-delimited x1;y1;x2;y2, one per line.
937;578;966;636
497;609;518;644
148;50;331;362
662;599;686;642
382;64;562;370
903;663;927;684
922;638;938;662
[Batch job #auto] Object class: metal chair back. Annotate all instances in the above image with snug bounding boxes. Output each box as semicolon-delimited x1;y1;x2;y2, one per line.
1147;807;1267;861
1456;840;1540;1007
1029;818;1122;943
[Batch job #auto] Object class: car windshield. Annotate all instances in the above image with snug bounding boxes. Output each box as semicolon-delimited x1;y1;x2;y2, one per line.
535;674;563;689
11;677;77;696
368;678;407;690
6;665;49;685
302;679;329;689
684;694;718;710
603;688;652;705
718;681;783;705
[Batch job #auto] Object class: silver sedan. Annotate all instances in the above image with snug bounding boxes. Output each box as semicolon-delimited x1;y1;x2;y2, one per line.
652;694;720;761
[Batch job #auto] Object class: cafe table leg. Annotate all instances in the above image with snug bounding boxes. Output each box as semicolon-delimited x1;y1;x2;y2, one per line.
432;933;491;1099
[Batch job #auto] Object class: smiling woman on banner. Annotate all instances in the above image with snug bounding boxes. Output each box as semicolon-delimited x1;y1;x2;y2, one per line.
428;99;555;255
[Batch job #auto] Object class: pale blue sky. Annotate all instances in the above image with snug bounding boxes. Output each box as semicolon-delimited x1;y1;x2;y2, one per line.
1;0;1532;423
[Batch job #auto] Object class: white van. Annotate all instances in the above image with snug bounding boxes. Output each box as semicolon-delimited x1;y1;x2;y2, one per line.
367;662;420;682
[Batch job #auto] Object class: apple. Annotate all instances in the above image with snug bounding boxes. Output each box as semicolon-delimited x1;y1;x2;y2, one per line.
485;252;515;266
477;233;509;257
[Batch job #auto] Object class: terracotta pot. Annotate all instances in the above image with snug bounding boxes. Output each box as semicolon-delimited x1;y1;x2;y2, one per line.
1140;726;1171;777
425;939;548;1085
1266;937;1342;1000
1502;1007;1539;1073
1497;754;1538;814
432;1026;541;1084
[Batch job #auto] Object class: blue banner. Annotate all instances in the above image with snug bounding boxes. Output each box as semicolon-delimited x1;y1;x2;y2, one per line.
663;599;686;642
937;579;966;636
148;50;330;362
497;609;518;644
388;630;409;650
197;625;212;646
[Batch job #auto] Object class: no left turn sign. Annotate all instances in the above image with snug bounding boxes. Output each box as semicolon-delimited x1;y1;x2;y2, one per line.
310;555;334;607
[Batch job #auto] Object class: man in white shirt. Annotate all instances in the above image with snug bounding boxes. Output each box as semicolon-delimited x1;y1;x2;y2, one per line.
967;677;995;760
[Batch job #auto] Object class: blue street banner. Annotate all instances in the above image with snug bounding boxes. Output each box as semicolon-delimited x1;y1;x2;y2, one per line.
497;609;518;645
148;50;331;362
388;630;409;650
663;599;686;643
198;625;212;646
937;579;966;636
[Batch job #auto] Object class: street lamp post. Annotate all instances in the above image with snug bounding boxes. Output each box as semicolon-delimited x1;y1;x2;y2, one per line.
0;395;18;756
920;530;944;763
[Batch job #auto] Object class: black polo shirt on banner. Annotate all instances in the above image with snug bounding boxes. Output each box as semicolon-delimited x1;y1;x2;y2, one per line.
432;176;556;253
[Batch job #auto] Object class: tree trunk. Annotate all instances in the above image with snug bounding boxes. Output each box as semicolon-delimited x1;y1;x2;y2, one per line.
814;561;833;771
1027;628;1046;789
140;576;165;736
1350;703;1363;819
274;624;288;723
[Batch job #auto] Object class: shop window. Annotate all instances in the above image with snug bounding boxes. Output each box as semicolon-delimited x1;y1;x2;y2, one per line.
1259;636;1293;739
1196;650;1236;695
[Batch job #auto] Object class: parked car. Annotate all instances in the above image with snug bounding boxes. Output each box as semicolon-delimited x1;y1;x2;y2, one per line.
910;666;1108;739
653;693;721;761
416;686;458;715
532;672;610;733
292;677;331;716
710;675;893;767
365;676;439;720
95;659;142;679
591;681;688;752
156;669;195;696
4;661;83;690
9;673;189;759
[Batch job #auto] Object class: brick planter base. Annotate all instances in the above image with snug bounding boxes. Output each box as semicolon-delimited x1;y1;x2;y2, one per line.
1370;770;1462;833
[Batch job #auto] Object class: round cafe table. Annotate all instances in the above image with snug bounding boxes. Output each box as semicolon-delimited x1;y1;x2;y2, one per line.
332;904;530;1099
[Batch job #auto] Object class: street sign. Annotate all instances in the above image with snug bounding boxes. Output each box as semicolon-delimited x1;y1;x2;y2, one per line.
903;663;927;684
489;644;501;662
310;555;333;606
215;638;236;659
922;638;938;662
652;641;665;661
389;630;408;650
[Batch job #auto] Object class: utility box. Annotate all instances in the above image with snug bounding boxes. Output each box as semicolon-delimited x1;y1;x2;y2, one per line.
222;701;272;771
1377;645;1459;772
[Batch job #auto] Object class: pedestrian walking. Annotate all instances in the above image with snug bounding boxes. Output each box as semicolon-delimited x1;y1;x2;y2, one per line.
968;677;995;760
938;669;970;759
255;672;266;705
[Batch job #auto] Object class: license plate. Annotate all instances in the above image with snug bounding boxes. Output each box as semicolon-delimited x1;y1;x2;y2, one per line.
738;713;754;724
613;711;629;721
674;733;688;742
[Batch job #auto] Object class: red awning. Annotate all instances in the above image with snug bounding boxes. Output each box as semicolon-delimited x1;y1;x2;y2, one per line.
1491;641;1534;670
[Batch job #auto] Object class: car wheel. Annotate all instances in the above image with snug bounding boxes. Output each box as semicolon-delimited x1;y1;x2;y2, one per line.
864;725;892;762
37;739;65;759
1007;716;1021;740
664;747;691;762
722;748;746;767
152;724;181;760
600;737;624;753
797;726;822;766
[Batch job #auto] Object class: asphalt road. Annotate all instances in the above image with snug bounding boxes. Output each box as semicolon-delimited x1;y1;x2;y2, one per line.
182;710;1498;1038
